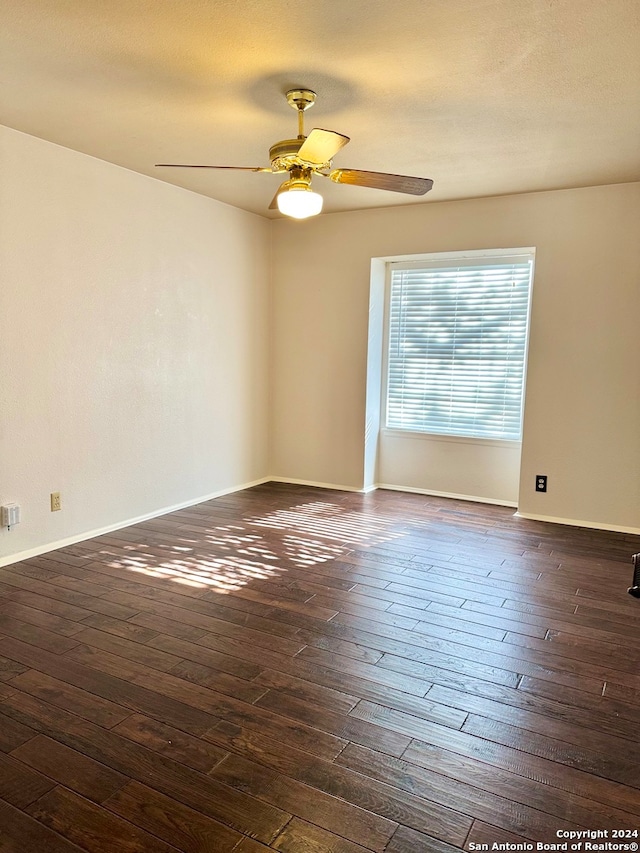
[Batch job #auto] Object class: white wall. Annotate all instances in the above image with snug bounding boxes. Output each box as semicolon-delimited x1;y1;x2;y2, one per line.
0;125;271;564
377;433;522;505
271;183;640;532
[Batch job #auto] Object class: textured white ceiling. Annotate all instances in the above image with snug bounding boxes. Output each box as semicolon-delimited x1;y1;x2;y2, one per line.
1;0;639;217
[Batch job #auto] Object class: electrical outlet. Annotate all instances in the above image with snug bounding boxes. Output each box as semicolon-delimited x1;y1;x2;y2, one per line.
50;492;62;512
535;475;547;493
1;503;20;527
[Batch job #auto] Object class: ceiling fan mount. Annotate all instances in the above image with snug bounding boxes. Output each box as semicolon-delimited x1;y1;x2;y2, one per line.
156;89;433;218
285;88;317;114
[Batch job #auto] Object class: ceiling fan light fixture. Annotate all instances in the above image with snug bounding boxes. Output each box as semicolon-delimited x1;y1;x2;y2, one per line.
157;90;433;213
277;185;323;219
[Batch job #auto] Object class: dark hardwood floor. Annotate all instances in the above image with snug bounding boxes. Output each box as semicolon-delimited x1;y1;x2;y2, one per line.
0;482;639;852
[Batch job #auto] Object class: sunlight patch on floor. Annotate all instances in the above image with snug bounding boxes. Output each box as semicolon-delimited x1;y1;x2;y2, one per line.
246;501;405;546
111;500;407;593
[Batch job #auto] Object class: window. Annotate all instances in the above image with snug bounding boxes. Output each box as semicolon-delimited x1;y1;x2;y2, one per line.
385;251;534;441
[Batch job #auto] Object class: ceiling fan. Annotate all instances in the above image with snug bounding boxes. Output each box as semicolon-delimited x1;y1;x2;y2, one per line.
156;89;434;219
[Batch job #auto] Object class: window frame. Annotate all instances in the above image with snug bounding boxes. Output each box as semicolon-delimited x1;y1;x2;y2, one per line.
381;248;535;445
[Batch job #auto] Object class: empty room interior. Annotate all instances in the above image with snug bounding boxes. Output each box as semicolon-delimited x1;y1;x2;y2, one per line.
1;1;639;851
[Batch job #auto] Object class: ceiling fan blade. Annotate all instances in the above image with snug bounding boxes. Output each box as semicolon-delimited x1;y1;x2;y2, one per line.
297;129;350;165
329;169;433;195
268;177;293;211
268;188;282;210
155;164;272;172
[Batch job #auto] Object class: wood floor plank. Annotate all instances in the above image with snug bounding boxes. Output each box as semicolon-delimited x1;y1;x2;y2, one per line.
397;604;508;641
385;825;465;853
335;743;592;840
603;681;640;704
105;588;306;647
0;798;88;853
0;655;28;683
132;601;304;641
387;576;505;608
295;645;433;696
377;649;520;690
10;734;129;803
26;785;181;853
0;613;81;654
0;600;87;638
250;668;360;715
296;629;385;664
112;713;229;774
126;611;209;642
233;838;274;853
163;639;264;681
349;698;467;738
211;752;398;851
271;817;373;852
79;612;161;643
5;586;96;619
426;602;549;639
428;682;639;745
168;658;267;703
464;598;640;644
103;780;243;852
70;625;184;671
544;625;638;655
462;714;640;787
209;584;341;621
517;674;640;723
0;751;57;807
0;705;37;752
0;679;16;701
465;819;538;848
8;669;133;729
254;689;413;757
499;631;640;691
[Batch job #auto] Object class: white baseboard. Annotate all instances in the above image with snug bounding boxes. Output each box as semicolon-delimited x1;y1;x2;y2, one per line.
268;476;369;493
376;483;517;508
514;511;640;536
0;476;271;569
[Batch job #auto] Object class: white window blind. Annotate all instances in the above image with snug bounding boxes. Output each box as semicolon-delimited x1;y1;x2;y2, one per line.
386;255;533;440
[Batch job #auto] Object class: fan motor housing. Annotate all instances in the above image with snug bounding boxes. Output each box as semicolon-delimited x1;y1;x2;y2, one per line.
269;138;305;172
